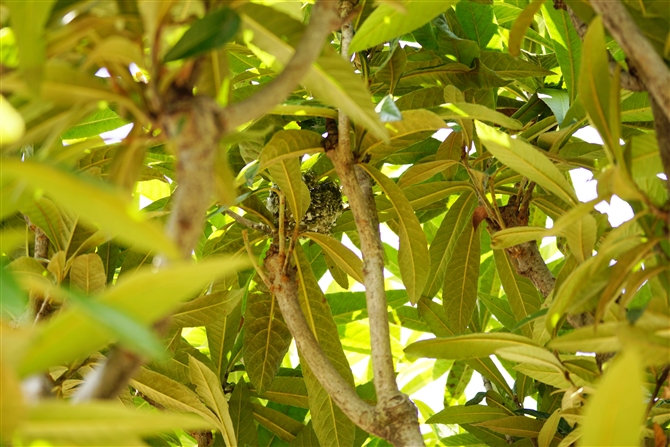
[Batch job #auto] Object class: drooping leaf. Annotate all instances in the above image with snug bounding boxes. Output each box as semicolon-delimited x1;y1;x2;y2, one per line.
164;8;241;62
443;221;480;333
435;102;523;130
476;121;578;205
289;421;321;447
581;349;645;446
361;165;429;304
189;356;236;447
397;160;461;188
493;250;542;338
537;88;570;125
4;160;180;259
260;131;312;222
349;1;458;53
302;232;363;284
244;289;292;394
293;246;356;447
229;379;259;447
480;51;553;79
474;416;544;438
255;377;309;409
252;403;304;443
172;289;244;329
61;108;130;140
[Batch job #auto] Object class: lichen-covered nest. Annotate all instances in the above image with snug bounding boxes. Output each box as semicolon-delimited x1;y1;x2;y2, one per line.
266;172;343;234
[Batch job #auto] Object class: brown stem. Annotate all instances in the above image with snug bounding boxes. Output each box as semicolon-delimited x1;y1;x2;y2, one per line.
225;209;272;235
222;0;341;130
650;97;670;196
589;0;670;121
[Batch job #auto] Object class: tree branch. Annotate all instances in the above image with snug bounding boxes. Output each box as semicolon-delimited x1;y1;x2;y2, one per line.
650;97;670;195
588;0;670;122
221;0;341;131
225;209;272;235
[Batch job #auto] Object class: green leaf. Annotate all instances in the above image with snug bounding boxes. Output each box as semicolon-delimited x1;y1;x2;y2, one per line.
349;0;458;53
490;226;549;250
478;293;517;331
243;290;292;393
260;131;311;222
0;269;28;318
508;0;545;57
69;254;106;295
397;160;461;188
189;356;236;447
579;17;622;163
172;288;244;328
581;349;645;446
423;191;477;298
18;257;247;376
542;4;582;102
241;5;387;141
405;332;540;361
255;377;309;409
164;8;240;62
61;108;130;140
513;363;572;389
293;246;356;447
302;232;363;284
563;212;597;263
455;1;497;49
360;109;447;161
259;130;323;171
4;160;180;259
427;405;509;425
361;165;429;304
229;379;258;447
548;322;620;353
289;421;321;447
474;416;544;438
494;250;542;338
131;367;219;424
537;89;570;125
435;102;523;130
19;196;67;252
480;51;554;79
0;95;25;144
252;403;304;443
6;1;57;92
476;121;578;205
375;46;407;95
206;297;243;381
538;409;562;447
443;221;480;333
17;401;212;447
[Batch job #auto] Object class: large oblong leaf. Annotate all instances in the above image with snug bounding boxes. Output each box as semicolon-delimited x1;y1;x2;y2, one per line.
164;8;240;62
244;289;292;393
349;0;458;53
260;130;312;222
436;102;523;130
475;121;578;205
293;246;356;447
3;160;180;259
509;0;545;57
361;165;429;304
18;257;248;377
442;221;480;333
581;350;645;446
542;4;582;102
302;232;363;284
405;332;540;361
240;4;387;141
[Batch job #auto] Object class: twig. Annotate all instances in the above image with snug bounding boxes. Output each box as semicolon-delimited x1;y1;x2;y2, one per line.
221;0;341;130
278;193;286;255
646;366;670;417
588;0;670;122
225;209;272;235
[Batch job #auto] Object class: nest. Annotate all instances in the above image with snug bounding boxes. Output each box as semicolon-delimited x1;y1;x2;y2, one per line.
266;172;343;234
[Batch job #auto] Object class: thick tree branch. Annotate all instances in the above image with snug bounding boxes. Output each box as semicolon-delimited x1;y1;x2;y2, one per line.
650;97;670;195
566;7;644;92
222;0;341;131
588;0;670;122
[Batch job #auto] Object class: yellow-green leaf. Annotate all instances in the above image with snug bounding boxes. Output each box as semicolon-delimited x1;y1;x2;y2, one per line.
405;332;540;360
361;165;429;304
397;160;461;188
3;160;180;259
69;254;106;295
259;130;323;171
474;416;544;438
476;121;578;205
509;0;545;57
427;405;509;425
443;222;480;333
538;409;562;447
436;102;523;130
18;257;248;376
581;349;645;446
302;232;363;284
189;356;236;447
0;95;25;144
